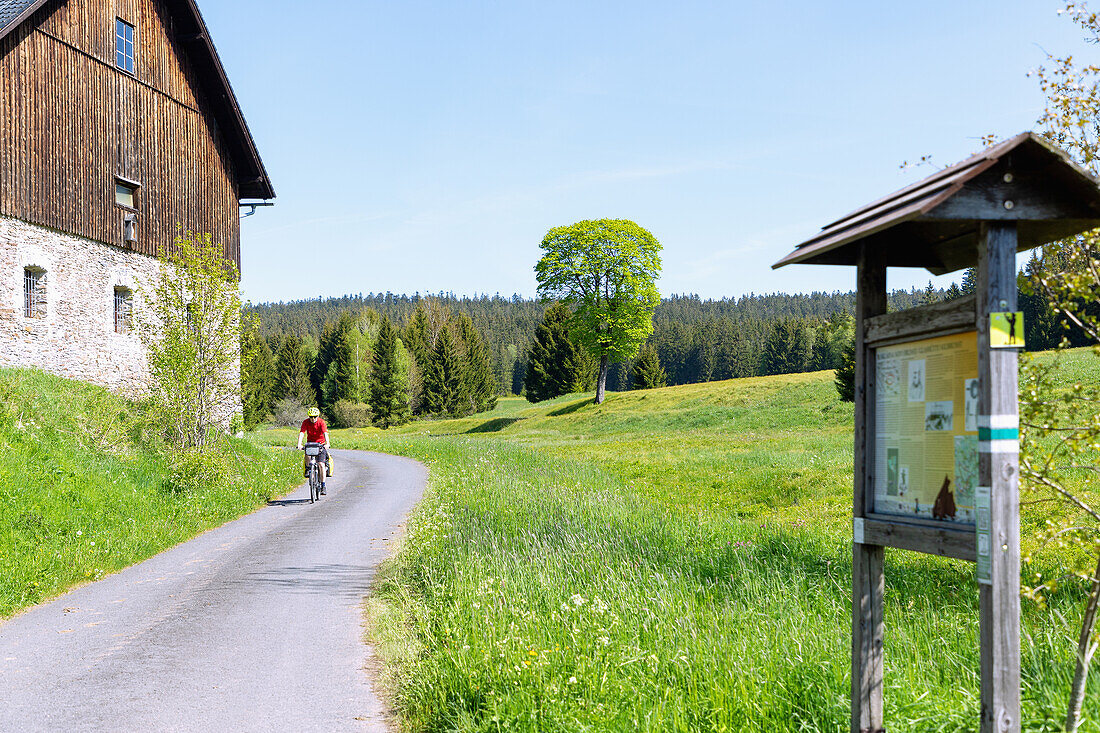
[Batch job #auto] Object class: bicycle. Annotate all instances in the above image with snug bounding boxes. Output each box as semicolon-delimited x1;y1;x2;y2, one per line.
303;442;325;503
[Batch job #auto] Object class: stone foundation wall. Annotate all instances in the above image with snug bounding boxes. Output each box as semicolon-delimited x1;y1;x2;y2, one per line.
0;216;242;427
0;215;156;396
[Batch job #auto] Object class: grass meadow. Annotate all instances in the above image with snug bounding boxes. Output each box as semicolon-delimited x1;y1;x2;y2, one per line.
0;368;301;617
255;348;1100;732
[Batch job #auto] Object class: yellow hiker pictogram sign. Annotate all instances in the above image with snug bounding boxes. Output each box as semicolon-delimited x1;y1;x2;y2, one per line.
990;312;1025;348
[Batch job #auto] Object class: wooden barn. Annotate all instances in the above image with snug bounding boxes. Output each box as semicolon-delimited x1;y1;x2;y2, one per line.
0;0;273;394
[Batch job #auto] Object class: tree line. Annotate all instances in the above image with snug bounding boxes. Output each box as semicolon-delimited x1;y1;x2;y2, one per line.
245;273;1072;411
241;300;497;429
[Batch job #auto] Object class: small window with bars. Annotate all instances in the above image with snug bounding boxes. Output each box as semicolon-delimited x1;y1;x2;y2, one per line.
115;18;135;74
23;267;45;319
114;287;133;334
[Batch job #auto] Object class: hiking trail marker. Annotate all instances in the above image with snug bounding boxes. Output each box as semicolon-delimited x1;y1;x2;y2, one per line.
774;132;1100;733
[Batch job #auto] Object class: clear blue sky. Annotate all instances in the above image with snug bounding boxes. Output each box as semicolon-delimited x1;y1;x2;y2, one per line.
200;1;1092;304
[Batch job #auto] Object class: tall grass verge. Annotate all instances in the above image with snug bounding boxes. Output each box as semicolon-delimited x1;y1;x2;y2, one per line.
0;368;300;617
256;355;1100;730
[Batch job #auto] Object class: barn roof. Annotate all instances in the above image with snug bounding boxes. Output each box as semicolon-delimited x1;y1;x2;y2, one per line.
1;0;274;201
773;132;1100;274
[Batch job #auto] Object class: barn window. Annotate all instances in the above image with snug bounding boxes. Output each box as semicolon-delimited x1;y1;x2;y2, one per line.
115;18;135;74
23;267;46;319
115;180;138;208
113;287;133;334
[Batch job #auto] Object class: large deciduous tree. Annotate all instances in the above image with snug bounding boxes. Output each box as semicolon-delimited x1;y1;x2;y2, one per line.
534;219;662;404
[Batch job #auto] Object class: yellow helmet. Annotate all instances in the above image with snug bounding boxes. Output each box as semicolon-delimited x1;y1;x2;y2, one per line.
307;407;321;417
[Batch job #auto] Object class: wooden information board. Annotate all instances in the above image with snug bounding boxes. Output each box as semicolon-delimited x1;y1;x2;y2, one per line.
873;332;979;524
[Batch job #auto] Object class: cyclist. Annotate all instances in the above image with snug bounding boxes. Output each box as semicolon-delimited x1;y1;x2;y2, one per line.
297;407;331;495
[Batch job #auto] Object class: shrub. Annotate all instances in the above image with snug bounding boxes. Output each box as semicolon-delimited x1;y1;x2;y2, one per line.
330;399;373;428
165;447;231;493
272;397;308;428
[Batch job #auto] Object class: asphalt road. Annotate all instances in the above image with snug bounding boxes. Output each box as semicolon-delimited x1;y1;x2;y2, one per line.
0;449;427;733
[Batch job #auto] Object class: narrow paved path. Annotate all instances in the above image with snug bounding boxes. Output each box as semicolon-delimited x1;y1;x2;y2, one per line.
0;450;426;733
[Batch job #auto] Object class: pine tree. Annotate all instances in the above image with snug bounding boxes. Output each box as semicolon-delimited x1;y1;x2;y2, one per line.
632;344;667;389
369;316;411;428
275;335;316;406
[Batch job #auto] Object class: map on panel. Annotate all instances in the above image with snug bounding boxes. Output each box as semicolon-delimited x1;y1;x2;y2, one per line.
873;332;979;525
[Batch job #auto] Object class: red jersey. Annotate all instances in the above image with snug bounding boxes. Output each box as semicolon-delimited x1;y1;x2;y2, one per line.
300;417;328;444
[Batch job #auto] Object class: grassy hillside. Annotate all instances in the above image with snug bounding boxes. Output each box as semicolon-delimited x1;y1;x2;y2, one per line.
254;350;1100;732
0;368;300;618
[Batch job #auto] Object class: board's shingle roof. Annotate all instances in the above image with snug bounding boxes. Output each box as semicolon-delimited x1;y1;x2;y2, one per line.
773;132;1100;274
0;0;38;34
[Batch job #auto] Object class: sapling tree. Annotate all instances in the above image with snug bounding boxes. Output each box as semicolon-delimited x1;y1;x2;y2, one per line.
139;231;241;450
534;219;662;404
1023;5;1100;728
1019;238;1100;732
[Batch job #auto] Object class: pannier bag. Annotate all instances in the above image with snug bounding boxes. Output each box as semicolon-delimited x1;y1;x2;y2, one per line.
304;445;321;456
327;455;334;477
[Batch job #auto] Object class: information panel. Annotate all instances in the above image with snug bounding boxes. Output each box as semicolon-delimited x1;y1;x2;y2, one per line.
873;332;979;524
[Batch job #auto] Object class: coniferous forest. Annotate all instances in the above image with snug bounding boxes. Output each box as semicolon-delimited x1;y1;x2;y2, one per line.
241;259;1078;428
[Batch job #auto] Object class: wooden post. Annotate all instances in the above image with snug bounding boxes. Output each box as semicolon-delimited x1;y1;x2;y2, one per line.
852;243;887;733
977;222;1021;733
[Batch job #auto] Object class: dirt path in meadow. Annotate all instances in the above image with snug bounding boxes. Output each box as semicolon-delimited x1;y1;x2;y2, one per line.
0;450;426;733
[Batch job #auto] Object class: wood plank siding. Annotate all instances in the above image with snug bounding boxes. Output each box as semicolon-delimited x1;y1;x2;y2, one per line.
0;0;241;267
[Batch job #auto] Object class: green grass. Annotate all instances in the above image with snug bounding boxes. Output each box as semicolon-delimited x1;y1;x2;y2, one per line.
0;367;301;617
252;352;1100;732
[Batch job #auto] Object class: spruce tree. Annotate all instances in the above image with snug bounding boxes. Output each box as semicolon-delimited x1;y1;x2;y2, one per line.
424;326;467;415
761;318;811;375
330;323;359;403
311;321;337;403
241;324;277;429
524;302;592;403
276;335;316;406
404;305;431;366
317;313;359;412
961;267;977;294
632;344;667;389
458;314;497;413
369;316;411;428
835;335;856;402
